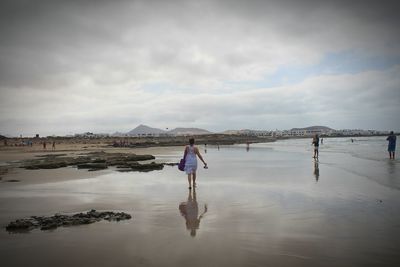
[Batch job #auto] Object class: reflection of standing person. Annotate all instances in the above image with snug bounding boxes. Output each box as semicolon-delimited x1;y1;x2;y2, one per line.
387;131;396;160
184;138;207;189
312;134;319;158
313;160;320;182
179;188;207;237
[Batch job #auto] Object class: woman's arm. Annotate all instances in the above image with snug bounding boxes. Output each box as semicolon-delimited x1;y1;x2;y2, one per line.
195;147;207;166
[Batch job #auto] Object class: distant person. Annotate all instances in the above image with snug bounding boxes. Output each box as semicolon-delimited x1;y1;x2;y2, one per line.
52;141;56;150
321;138;323;144
179;188;207;237
351;138;354;143
386;131;396;160
312;134;319;158
184;138;207;189
43;141;46;150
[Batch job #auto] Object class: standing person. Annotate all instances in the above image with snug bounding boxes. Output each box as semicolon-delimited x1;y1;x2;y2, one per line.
386;131;397;160
312;134;319;158
52;141;56;151
184;138;207;189
43;141;46;150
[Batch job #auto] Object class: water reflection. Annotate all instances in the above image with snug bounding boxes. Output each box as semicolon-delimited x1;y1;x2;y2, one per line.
178;188;207;237
313;160;320;182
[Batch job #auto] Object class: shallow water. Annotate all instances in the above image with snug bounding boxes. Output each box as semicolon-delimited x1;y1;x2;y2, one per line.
0;137;399;267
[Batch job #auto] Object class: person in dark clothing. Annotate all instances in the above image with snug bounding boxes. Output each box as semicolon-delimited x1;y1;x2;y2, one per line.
312;134;319;158
386;131;397;160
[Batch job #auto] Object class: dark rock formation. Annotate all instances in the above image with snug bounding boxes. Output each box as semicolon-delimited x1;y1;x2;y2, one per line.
116;162;164;172
20;152;160;172
6;209;132;232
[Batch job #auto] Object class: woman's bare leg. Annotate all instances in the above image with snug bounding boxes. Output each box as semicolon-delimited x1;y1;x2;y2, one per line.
187;174;192;189
193;172;197;187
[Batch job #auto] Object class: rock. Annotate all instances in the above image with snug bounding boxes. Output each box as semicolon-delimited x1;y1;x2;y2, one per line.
24;162;68;169
6;210;132;233
116;162;164;172
19;152;160;173
6;218;36;232
76;163;108;170
164;162;179;166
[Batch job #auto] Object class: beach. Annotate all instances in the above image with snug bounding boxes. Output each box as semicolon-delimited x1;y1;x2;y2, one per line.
0;136;399;267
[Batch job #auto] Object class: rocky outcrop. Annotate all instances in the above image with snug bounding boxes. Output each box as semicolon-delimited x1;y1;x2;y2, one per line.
6;209;132;232
20;151;162;172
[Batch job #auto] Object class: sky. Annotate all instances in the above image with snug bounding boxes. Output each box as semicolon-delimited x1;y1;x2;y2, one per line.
1;0;400;136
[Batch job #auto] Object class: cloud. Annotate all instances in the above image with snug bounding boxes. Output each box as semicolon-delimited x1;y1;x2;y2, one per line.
0;0;400;135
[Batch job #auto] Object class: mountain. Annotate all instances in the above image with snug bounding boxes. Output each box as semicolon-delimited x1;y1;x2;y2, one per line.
167;127;212;136
126;124;166;136
112;131;128;137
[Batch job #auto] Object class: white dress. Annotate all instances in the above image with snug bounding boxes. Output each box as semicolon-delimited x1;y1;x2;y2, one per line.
184;145;197;174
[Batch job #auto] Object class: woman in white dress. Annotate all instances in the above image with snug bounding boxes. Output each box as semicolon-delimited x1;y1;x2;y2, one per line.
184;138;207;189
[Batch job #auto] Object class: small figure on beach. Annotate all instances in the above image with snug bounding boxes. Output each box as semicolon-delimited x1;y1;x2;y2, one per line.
312;134;319;158
246;142;250;152
184;138;207;189
179;188;207;237
321;138;323;144
43;141;47;150
386;131;396;160
351;138;354;143
52;141;56;150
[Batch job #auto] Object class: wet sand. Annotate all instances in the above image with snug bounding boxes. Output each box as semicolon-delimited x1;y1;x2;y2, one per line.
0;137;399;266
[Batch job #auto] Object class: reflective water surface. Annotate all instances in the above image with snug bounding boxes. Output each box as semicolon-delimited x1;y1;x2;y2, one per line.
0;137;399;266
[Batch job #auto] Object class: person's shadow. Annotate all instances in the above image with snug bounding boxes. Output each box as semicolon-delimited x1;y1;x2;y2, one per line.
179;188;207;237
313;159;320;182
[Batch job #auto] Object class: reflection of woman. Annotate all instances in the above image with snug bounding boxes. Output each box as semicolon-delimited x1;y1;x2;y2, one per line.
184;138;207;189
179;189;207;237
313;160;320;182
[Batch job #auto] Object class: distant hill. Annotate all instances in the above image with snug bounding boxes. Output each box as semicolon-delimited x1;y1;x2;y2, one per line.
112;131;128;137
290;126;334;131
167;127;212;136
117;125;212;136
126;124;166;136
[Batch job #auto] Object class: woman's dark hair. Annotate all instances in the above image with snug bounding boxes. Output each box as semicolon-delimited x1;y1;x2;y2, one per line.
189;138;195;145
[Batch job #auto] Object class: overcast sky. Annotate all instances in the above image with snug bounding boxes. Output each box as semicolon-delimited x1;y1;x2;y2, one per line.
1;0;399;136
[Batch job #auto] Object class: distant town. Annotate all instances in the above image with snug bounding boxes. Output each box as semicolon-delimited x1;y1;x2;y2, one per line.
0;124;394;140
44;125;392;139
